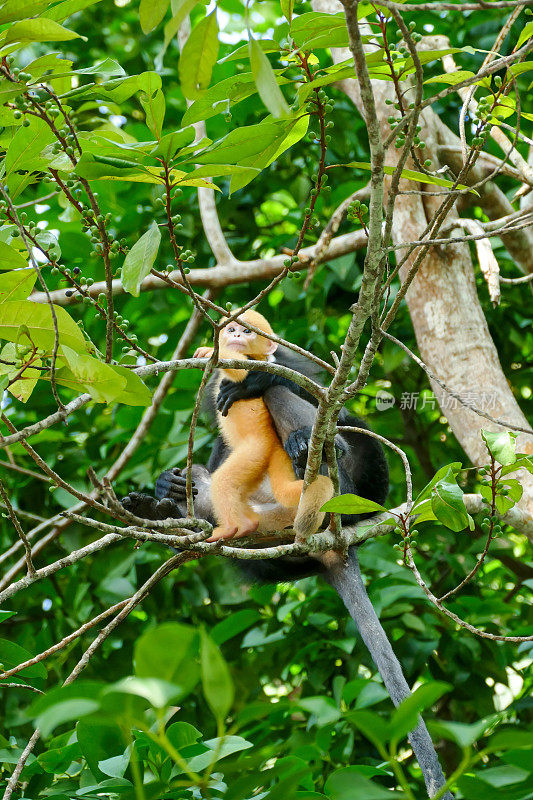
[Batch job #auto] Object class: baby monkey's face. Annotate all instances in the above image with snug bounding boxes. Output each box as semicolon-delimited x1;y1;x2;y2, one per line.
220;322;267;357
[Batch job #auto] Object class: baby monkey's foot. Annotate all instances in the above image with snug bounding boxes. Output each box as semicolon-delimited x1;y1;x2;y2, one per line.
207;515;259;542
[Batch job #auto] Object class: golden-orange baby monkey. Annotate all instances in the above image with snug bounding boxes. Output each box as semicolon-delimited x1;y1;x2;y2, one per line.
193;310;333;542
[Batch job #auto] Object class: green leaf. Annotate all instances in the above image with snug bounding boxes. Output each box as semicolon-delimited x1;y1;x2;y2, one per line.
489;730;533;751
77;719;128;780
517;20;533;49
5;117;55;176
135;622;200;683
425;69;476;85
109;365;152;406
140;80;165;140
431;477;470;532
186;735;253;772
211;609;261;645
0;0;52;25
481;430;517;466
389;682;451;743
428;717;494;747
0;300;88;353
321;493;388;515
0;342;41;403
151;126;195;160
280;0;295;23
156;0;203;67
166;721;202;749
3;18;83;44
345;709;390;749
139;0;168;34
61;346;127;404
200;629;234;719
298;696;341;727
412;463;462;507
325;767;405;800
0;268;36;302
0;241;29;271
104;676;187;708
0;638;47;681
179;11;219;99
193;115;308;192
42;0;104;23
249;38;289;118
121;221;161;297
345;162;475;193
28;681;103;738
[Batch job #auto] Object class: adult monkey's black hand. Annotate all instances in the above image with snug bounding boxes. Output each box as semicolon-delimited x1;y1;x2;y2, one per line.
216;372;298;416
216;372;280;416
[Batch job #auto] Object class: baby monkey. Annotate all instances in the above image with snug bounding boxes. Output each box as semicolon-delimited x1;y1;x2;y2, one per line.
193;310;333;542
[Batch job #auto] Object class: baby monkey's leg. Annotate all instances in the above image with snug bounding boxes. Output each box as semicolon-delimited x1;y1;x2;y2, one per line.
267;446;304;508
209;439;271;541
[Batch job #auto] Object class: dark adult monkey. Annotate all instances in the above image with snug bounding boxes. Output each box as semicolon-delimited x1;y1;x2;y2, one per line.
120;342;452;799
122;342;389;579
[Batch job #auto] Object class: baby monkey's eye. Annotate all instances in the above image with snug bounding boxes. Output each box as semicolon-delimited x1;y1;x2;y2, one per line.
243;328;251;334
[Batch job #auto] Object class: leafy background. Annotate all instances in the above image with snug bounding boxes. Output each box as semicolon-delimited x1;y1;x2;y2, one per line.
0;0;532;798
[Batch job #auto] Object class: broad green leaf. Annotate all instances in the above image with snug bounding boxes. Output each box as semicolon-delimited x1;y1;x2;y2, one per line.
166;721;202;749
182;70;291;125
0;0;52;25
389;682;451;743
344;709;390;749
135;622;200;682
427;717;494;747
200;629;234;719
110;365;152;406
186;735;253;772
325;767;404;800
0;267;35;301
150;126;195;160
193;116;308;192
298;696;341;727
61;346;127;403
413;463;463;508
179;11;219;99
139;77;165;140
0;300;87;353
220;38;280;63
425;69;476;85
3;18;83;44
42;0;103;22
489;730;533;751
139;0;168;34
25;52;72;78
76;719;128;780
157;0;202;67
249;38;289;118
517;21;533;49
0;638;47;681
498;478;523;503
5;117;55;176
0;342;41;402
210;609;261;645
321;493;388;515
345;162;475;192
103;676;186;708
482;430;517;465
121;221;161;297
28;681;103;738
432;478;470;531
280;0;295;23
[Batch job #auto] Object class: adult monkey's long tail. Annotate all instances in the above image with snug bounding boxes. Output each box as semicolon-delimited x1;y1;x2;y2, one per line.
324;548;454;800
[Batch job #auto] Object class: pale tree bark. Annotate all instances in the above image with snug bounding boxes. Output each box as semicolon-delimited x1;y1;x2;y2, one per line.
313;0;533;520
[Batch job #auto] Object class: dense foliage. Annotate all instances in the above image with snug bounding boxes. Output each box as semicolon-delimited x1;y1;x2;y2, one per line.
0;0;532;798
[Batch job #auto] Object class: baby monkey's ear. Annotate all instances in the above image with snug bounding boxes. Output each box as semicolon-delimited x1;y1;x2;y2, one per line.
264;338;278;355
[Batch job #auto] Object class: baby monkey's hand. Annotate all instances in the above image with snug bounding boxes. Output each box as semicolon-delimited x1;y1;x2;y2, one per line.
193;346;214;359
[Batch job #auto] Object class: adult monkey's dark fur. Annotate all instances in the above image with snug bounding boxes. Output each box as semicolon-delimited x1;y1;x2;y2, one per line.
120;348;452;799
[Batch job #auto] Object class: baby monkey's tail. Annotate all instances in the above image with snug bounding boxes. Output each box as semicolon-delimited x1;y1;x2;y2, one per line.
293;475;334;540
